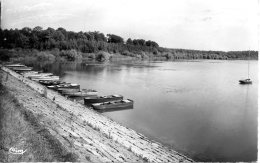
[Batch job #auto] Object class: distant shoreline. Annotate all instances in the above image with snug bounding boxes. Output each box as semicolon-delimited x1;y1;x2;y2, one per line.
0;48;258;64
0;27;258;62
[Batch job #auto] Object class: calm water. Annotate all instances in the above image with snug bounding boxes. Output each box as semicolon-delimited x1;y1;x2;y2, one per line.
28;60;258;161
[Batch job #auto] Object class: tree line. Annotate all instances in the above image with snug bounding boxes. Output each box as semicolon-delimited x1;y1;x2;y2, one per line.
0;26;159;54
0;26;258;60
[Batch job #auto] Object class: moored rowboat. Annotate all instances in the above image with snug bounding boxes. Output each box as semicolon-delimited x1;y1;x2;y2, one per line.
62;89;98;97
6;64;25;67
12;67;33;71
91;99;133;110
58;88;80;94
22;71;39;76
31;76;60;81
84;94;123;104
39;80;65;86
239;79;252;84
27;73;53;78
47;83;79;91
51;83;80;90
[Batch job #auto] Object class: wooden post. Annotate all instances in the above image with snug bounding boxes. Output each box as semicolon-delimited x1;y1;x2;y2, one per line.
5;73;8;83
43;87;47;97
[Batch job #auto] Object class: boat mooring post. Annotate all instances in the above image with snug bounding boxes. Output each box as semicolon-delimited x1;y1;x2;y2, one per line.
43;87;47;98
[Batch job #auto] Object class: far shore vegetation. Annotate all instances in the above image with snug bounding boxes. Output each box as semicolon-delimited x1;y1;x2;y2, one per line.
0;26;258;62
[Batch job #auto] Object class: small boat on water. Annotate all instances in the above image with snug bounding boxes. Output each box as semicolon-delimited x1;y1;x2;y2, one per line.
39;80;65;86
62;89;98;97
6;63;25;67
84;94;123;105
27;73;53;78
239;79;252;84
48;83;79;90
91;99;133;111
239;50;252;85
22;71;39;76
12;67;33;71
31;76;60;81
58;88;80;93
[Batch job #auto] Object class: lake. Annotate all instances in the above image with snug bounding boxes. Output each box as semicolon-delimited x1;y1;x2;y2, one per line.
28;59;258;161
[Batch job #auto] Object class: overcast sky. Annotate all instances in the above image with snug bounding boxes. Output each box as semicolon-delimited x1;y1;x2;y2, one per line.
1;0;259;51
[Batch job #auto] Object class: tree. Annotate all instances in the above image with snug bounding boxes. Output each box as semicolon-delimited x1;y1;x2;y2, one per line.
29;33;39;48
52;31;65;41
46;27;55;34
133;39;145;46
107;34;124;44
96;51;110;62
57;27;67;39
145;40;159;47
59;49;82;61
14;30;29;48
40;30;51;42
21;27;32;36
76;32;86;40
92;31;107;42
126;38;133;45
33;26;43;32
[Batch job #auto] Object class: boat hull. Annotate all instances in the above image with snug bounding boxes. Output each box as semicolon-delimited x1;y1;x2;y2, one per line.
63;91;98;97
239;79;252;84
47;84;79;90
31;77;60;81
6;64;25;67
39;80;64;86
57;85;80;90
84;95;123;104
59;88;81;94
12;67;33;71
27;73;53;78
92;99;133;111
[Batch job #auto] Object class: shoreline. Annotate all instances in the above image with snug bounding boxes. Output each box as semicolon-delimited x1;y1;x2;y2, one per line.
0;65;193;162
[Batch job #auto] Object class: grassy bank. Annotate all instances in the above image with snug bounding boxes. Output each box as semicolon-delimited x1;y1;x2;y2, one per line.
0;80;78;162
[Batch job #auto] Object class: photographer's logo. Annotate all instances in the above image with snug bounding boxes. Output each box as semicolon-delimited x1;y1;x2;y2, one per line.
9;147;27;155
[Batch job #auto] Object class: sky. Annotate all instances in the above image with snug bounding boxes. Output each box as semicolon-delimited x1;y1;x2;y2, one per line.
1;0;259;51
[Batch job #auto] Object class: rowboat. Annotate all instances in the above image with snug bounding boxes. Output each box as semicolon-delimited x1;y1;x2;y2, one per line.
31;76;60;81
48;83;79;90
6;64;25;67
12;67;33;71
239;79;252;84
62;89;98;97
27;73;53;78
39;80;65;86
84;94;123;105
82;89;98;95
55;84;80;90
91;99;133;111
58;88;80;94
21;71;39;76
